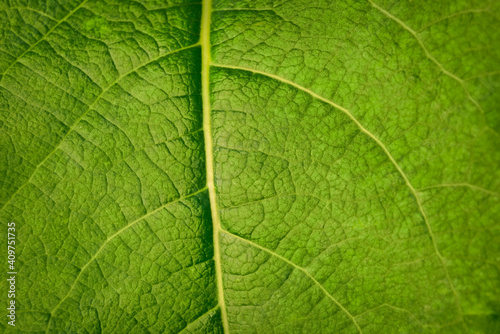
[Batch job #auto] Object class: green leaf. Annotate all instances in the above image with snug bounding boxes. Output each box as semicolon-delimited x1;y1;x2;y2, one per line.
1;0;499;332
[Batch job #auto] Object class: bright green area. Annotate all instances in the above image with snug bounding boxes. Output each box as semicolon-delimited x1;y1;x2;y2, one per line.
0;0;499;333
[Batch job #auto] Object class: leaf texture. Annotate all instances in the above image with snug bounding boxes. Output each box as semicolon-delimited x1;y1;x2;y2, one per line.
1;0;499;333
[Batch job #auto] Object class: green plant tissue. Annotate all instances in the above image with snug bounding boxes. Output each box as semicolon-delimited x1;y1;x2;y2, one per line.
0;0;499;333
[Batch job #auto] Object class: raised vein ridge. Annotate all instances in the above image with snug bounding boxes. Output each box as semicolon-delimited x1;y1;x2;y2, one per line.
200;0;230;332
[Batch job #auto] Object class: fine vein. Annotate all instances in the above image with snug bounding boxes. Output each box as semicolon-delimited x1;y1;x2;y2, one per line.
417;8;492;32
3;7;58;21
179;304;221;333
201;0;230;332
418;183;499;197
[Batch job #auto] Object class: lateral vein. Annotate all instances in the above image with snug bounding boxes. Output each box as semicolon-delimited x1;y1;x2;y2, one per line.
418;183;499;197
220;229;363;334
0;0;90;81
179;304;221;333
212;62;462;321
44;187;207;333
0;43;200;213
367;0;485;118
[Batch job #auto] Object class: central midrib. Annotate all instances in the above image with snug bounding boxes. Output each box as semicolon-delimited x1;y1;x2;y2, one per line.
200;0;230;332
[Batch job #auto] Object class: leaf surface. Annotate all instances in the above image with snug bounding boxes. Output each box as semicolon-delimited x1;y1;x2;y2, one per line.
1;0;499;333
